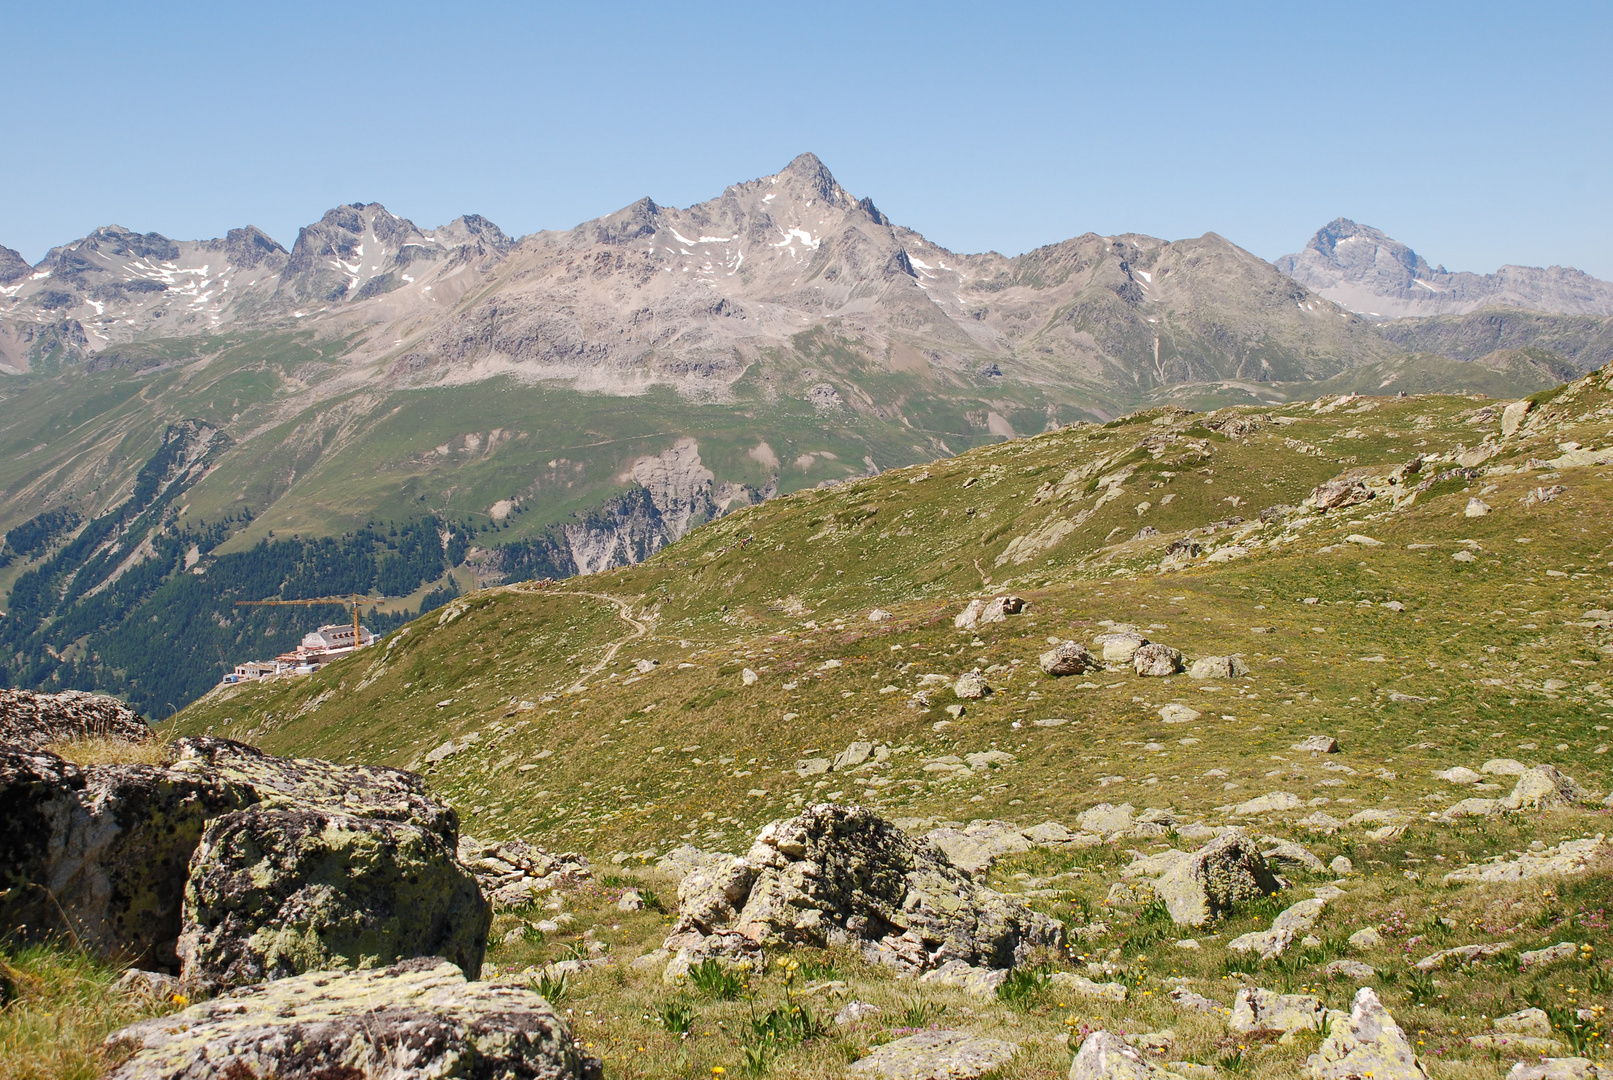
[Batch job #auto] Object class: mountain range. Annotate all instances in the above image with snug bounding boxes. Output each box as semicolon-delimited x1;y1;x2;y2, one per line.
3;153;1612;710
1275;217;1613;320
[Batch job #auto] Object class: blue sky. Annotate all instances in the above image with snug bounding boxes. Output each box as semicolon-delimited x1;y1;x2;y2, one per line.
2;1;1608;276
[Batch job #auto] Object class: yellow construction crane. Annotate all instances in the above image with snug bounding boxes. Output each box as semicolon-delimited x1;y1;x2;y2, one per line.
233;593;382;649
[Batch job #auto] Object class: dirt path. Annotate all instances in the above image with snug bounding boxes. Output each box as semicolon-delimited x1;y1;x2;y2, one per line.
504;585;649;693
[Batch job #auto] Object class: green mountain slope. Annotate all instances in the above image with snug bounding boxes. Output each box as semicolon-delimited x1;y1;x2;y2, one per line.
174;365;1613;858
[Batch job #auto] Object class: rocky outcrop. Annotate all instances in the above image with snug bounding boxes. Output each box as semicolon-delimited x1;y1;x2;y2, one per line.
457;835;591;907
0;688;152;748
1443;835;1607;884
178;806;488;991
1501;765;1587;811
1308;987;1428;1079
0;736;484;981
106;957;600;1080
664;804;1063;974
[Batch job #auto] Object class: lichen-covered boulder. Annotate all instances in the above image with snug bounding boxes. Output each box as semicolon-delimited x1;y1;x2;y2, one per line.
1095;631;1147;662
105;957;601;1079
170;736;458;840
848;1030;1019;1079
177;806;489;989
1070;1030;1191;1079
1154;828;1281;926
0;742;251;969
1187;655;1249;680
2;736;482;980
665;804;1063;973
1308;987;1429;1079
1229;986;1324;1033
0;688;153;748
1134;643;1184;677
1040;641;1098;676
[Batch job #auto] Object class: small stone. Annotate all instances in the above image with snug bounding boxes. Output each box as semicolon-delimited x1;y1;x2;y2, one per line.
1505;1060;1602;1080
1330;856;1353;875
741;668;758;686
1096;631;1148;663
1495;1008;1555;1037
1322;959;1376;979
1519;941;1578;969
1465;498;1492;517
836;1000;881;1026
1435;766;1483;784
1173;938;1201;950
1453;549;1478;562
1502;765;1586;811
1050;971;1128;1001
1347;927;1381;950
1414;942;1512;971
1159;704;1202;724
1232;791;1303;816
1501;398;1533;436
1167;986;1220;1012
616;889;645;911
953;670;991;700
1292;735;1340;753
868;609;893;622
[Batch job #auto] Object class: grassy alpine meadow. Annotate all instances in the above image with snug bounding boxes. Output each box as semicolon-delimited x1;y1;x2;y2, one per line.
155;367;1613;1077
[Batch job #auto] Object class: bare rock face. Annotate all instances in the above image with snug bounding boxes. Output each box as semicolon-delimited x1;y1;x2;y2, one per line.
1154;828;1281;926
105;957;601;1080
1308;987;1429;1079
664;804;1063;973
178;807;489;991
0;736;482;982
0;688;153;748
1040;640;1098;676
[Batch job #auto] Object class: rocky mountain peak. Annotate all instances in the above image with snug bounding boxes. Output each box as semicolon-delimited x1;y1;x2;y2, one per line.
1278;218;1613;319
0;243;28;285
220;226;290;270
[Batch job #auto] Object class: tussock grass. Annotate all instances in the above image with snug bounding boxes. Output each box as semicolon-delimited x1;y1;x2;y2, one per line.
0;943;176;1080
44;737;169;767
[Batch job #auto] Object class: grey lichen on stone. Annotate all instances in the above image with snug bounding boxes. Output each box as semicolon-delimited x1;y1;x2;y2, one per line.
847;1029;1019;1079
177;805;489;989
1154;827;1281;927
105;957;601;1079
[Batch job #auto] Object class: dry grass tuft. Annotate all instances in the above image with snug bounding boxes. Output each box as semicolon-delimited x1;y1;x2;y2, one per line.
0;944;175;1080
43;737;170;767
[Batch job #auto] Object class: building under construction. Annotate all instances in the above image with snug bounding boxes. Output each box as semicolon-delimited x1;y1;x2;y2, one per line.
222;623;376;683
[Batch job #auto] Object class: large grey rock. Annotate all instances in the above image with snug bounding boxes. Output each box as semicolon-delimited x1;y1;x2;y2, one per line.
1134;644;1184;677
1154;828;1281;926
849;1030;1019;1079
1070;1030;1191;1079
664;804;1064;973
0;736;473;978
177;805;490;990
0;688;154;748
1502;765;1587;811
1041;640;1098;676
1229;987;1324;1033
1096;632;1148;662
1187;656;1248;680
1261;837;1326;873
105;957;600;1079
1308;987;1428;1079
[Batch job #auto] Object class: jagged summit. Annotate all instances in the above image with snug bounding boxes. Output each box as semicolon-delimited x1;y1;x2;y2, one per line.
1277;218;1613;319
